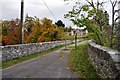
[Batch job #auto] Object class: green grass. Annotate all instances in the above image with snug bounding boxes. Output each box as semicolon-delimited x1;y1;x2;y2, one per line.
2;42;74;69
62;35;84;40
69;43;100;79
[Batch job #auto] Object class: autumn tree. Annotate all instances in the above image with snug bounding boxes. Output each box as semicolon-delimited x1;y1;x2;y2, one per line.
25;17;64;43
2;19;21;45
2;17;65;45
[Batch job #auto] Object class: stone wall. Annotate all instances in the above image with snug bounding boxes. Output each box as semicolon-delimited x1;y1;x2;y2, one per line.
1;40;73;61
88;41;120;78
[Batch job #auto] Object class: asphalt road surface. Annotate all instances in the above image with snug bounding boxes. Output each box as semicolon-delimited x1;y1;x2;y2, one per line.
2;42;85;78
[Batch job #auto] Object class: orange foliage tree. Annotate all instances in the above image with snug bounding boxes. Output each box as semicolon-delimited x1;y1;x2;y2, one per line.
24;17;64;43
2;16;65;45
2;20;21;45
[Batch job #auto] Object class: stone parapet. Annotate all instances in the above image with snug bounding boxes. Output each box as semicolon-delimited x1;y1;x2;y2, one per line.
88;40;120;78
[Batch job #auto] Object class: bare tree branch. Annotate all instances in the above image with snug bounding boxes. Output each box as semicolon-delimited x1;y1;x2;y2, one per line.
109;0;118;48
115;16;120;21
86;0;95;9
110;0;117;7
115;9;120;13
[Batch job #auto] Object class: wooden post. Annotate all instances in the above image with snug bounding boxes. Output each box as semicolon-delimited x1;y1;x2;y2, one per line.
75;33;77;49
65;39;67;49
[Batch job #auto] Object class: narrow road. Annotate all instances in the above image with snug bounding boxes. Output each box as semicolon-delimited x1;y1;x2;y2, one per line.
2;41;84;78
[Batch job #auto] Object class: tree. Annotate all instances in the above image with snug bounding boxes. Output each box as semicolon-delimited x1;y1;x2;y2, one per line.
64;26;72;32
25;17;64;43
1;17;66;45
65;0;109;46
2;20;10;36
109;0;120;51
2;20;21;45
24;14;36;34
109;0;119;48
55;20;65;27
65;0;120;51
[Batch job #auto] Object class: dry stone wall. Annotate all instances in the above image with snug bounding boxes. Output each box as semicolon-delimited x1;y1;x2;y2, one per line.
1;40;73;61
88;40;120;78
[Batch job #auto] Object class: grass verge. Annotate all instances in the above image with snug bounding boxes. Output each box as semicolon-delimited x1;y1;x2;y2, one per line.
69;42;100;79
62;35;88;40
2;42;74;69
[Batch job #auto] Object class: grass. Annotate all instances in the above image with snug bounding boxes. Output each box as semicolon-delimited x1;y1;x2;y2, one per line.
62;35;87;40
2;42;74;69
68;46;75;49
69;42;100;79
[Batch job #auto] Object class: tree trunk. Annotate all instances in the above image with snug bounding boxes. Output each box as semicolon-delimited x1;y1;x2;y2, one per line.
110;6;115;48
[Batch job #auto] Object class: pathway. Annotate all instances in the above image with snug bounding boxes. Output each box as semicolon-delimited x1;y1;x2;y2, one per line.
2;41;85;78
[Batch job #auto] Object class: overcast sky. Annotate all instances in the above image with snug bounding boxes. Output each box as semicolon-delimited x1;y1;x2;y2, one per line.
0;0;119;27
1;0;76;27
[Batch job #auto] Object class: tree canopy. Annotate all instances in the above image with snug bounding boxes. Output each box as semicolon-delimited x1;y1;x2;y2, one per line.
64;0;120;51
1;16;65;45
55;20;65;27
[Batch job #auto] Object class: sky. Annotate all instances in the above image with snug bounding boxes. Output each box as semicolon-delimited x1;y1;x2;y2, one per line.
0;0;119;28
1;0;76;27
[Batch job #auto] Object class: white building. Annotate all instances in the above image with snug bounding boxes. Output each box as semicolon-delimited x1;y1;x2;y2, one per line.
66;25;88;36
67;26;87;36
